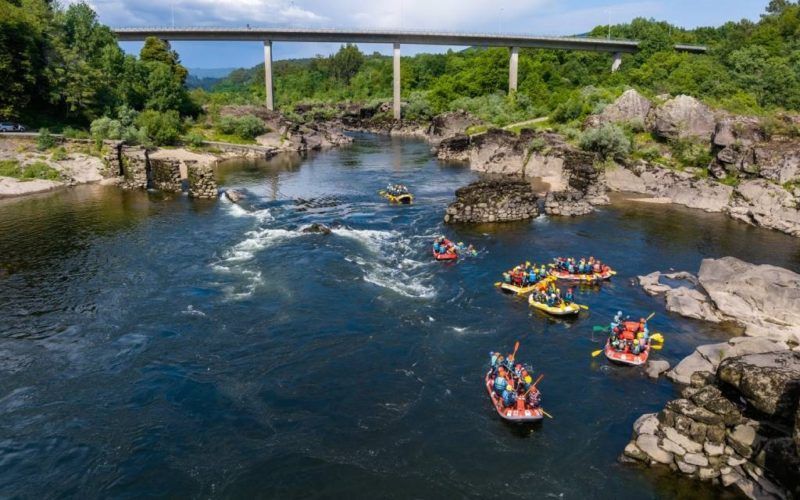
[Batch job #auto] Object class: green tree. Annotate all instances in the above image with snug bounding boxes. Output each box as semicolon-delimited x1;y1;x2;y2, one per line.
330;44;364;84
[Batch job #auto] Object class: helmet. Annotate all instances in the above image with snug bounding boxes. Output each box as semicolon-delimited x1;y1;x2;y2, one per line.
640;318;646;323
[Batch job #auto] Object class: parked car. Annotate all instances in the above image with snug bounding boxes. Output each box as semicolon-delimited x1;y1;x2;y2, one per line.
0;122;25;132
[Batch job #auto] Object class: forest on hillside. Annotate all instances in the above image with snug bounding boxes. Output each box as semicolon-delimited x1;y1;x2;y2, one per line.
205;0;800;125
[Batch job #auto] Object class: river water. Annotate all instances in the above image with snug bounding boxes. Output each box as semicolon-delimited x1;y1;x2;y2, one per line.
1;134;798;498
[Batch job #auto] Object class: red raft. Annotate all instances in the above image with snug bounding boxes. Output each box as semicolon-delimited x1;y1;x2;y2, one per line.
604;340;650;366
484;370;544;422
432;239;458;261
549;268;615;283
433;249;458;261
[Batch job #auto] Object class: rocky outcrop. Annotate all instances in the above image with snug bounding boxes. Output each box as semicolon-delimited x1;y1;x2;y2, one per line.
667;337;789;385
639;257;800;344
728;180;800;237
697;257;800;341
598;89;652;125
652;95;717;142
467;129;529;175
624;352;799;498
426;111;482;144
444;179;539;224
436;134;471;162
300;223;332;235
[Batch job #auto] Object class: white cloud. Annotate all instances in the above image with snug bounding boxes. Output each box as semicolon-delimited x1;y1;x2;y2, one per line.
78;0;326;27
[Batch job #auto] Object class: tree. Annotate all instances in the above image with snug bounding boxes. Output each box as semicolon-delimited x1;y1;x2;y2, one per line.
330;44;364;84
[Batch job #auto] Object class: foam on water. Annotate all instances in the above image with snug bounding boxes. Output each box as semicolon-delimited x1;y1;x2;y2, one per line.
222;228;301;262
332;227;436;299
222;198;273;222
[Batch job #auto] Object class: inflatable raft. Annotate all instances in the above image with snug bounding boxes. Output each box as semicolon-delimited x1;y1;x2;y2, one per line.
528;295;580;316
549;268;616;283
604;340;650;366
433;249;457;261
485;371;544;422
499;275;554;295
380;191;414;204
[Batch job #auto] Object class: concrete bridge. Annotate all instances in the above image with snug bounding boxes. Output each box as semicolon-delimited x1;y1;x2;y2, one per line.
114;27;707;119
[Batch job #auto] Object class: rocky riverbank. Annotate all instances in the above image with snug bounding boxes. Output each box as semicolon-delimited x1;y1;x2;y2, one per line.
335;89;800;234
624;257;800;497
0;137;111;198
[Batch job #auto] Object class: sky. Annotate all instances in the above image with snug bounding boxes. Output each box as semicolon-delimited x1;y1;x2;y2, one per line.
75;0;768;70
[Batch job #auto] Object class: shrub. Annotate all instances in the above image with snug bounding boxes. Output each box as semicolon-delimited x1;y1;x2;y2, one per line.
234;115;267;139
136;110;183;146
90;117;122;147
669;139;713;169
62;127;89;139
404;91;434;121
216;115;238;135
22;161;60;180
186;132;206;147
37;128;56;151
579;124;631;160
0;160;22;177
528;136;547;153
50;147;68;161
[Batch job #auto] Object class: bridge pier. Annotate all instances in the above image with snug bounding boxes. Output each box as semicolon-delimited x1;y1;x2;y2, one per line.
611;52;622;73
393;43;401;120
508;46;519;94
264;40;274;110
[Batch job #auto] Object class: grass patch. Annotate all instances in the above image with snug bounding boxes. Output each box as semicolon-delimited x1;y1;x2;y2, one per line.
465;124;488;136
187;126;257;145
0;160;60;181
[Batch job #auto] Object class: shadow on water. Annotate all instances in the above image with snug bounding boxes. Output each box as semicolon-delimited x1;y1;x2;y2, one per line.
0;134;797;498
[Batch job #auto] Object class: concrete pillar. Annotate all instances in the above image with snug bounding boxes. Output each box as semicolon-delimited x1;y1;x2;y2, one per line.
509;46;519;94
393;43;401;120
263;40;274;110
611;52;622;73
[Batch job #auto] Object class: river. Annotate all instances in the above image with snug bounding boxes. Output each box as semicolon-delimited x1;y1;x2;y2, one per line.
1;134;798;498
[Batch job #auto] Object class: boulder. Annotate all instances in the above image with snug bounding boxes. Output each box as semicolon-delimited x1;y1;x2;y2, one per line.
698;257;800;341
301;223;332;235
727;424;759;458
653;95;717;142
668;351;715;385
633;413;660;436
664;287;723;322
713;116;764;148
636;433;674;465
684;452;710;467
717;351;800;420
646;360;671;379
663;426;703;453
753;139;800;185
598;89;653;125
638;271;673;296
225;189;245;203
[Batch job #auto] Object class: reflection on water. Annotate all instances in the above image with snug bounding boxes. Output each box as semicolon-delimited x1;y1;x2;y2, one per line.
0;133;798;498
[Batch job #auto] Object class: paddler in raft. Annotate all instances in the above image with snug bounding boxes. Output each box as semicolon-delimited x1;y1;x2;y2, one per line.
488;354;541;410
609;313;651;354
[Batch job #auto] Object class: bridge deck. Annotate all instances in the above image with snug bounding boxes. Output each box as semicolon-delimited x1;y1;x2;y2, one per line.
113;27;706;54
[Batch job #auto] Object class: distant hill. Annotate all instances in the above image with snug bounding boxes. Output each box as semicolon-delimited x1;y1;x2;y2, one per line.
188;67;238;79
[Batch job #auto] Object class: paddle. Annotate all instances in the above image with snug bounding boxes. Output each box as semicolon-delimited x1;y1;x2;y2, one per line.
576;303;589;310
650;344;663;350
542;409;554;419
593;325;609;333
522;374;544;397
650;333;665;343
591;348;604;357
509;341;520;363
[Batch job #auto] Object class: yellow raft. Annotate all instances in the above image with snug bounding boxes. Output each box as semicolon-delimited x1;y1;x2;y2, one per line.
379;191;414;205
498;276;555;295
528;294;581;316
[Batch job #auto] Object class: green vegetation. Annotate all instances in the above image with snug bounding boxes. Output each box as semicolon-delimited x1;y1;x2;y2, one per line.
579;124;631;161
203;2;800;127
2;1;194;131
36;128;56;151
2;0;800;146
0;160;60;181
